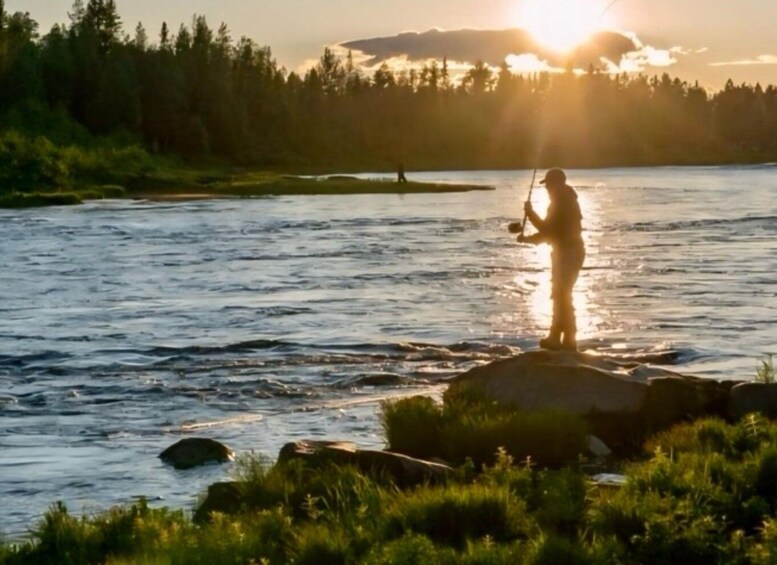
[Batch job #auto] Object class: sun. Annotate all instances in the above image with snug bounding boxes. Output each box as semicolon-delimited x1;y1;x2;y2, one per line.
516;0;615;53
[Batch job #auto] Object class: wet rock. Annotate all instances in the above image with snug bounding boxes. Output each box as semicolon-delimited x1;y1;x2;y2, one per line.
278;439;453;487
336;373;418;388
450;350;649;414
730;383;777;419
159;438;234;470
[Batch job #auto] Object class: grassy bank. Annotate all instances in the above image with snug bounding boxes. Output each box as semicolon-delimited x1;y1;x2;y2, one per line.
131;171;493;201
5;386;777;564
0;130;493;209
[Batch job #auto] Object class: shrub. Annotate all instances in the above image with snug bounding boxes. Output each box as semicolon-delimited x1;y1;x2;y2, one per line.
644;416;777;461
755;448;777;504
530;469;588;535
232;453;385;525
756;355;775;384
292;525;352;565
381;396;442;459
382;394;588;468
365;534;448;565
0;131;68;191
382;483;532;549
0;192;82;208
440;405;587;468
527;534;593;565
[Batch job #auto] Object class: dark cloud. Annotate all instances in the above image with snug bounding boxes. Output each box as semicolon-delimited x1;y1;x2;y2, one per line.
342;28;638;69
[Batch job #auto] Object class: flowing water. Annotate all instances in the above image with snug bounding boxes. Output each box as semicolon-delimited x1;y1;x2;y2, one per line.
1;166;776;537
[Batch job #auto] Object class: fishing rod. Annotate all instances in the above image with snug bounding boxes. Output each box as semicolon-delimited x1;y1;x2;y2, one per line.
519;168;538;236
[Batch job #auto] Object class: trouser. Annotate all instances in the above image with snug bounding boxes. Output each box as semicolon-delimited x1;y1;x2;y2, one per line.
550;245;585;344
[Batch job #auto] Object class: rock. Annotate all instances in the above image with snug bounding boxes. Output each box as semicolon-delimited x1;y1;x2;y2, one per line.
448;350;738;455
159;438;234;470
588;436;612;458
643;376;738;429
592;473;627;487
326;175;359;181
450;350;649;414
335;373;419;388
194;481;243;524
730;383;777;419
643;377;704;429
278;439;453;487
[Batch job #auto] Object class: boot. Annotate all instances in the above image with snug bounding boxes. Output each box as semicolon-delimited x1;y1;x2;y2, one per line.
560;338;577;352
561;327;577;351
539;331;562;350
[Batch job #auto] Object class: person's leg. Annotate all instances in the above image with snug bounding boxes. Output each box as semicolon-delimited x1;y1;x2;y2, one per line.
559;291;577;350
542;254;563;350
540;292;563;349
557;247;585;351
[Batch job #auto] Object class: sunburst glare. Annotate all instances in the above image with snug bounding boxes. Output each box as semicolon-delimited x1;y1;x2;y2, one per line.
515;0;616;53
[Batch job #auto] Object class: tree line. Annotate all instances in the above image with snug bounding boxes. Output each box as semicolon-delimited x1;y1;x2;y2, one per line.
1;0;776;174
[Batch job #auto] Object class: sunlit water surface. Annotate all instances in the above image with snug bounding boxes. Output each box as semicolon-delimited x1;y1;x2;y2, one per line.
1;166;775;537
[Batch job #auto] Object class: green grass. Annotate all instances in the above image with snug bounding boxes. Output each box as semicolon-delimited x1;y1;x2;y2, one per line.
381;391;589;468
0;130;493;208
208;176;493;197
756;355;776;384
10;369;777;564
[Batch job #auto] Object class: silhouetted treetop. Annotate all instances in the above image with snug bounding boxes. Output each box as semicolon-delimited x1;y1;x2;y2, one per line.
1;1;776;170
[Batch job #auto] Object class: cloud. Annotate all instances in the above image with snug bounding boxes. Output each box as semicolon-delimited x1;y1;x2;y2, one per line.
341;28;637;69
339;28;684;75
505;53;560;74
710;54;777;67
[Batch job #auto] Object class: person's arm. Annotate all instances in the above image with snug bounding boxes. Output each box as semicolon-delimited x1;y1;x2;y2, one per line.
524;202;546;231
516;232;546;245
507;202;545;234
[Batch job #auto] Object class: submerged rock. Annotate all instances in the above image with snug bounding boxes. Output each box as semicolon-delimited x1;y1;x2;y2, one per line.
159;438;234;470
278;439;453;487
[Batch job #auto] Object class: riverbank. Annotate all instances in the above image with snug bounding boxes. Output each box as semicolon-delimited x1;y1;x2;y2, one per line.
0;130;496;209
0;171;493;209
3;383;777;564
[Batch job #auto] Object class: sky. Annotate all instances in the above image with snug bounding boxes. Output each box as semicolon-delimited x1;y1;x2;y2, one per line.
7;0;777;89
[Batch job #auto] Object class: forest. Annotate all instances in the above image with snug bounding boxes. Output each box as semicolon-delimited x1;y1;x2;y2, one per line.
2;0;777;194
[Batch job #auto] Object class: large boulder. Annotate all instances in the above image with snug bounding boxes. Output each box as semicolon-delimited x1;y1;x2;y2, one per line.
450;350;650;414
642;376;736;429
278;440;453;487
448;350;738;454
159;438;234;470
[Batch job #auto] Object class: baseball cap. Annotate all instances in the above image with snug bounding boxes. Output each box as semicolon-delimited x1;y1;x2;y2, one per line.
539;168;567;185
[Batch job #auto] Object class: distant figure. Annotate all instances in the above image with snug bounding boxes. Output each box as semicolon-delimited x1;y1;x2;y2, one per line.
509;168;585;351
397;162;408;183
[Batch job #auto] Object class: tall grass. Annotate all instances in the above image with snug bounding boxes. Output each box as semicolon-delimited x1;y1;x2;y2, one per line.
381;393;588;468
8;412;777;563
756;354;776;384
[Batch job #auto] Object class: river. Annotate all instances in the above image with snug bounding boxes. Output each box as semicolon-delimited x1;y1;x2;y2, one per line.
1;166;775;537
